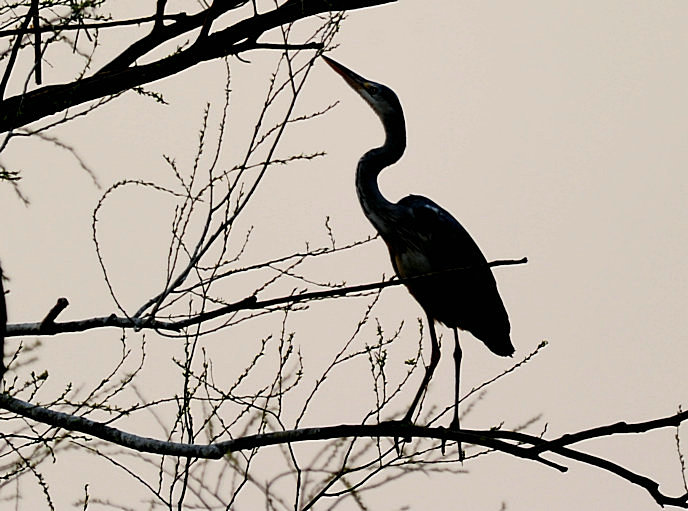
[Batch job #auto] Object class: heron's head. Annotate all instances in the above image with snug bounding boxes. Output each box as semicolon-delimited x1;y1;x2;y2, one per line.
323;56;404;126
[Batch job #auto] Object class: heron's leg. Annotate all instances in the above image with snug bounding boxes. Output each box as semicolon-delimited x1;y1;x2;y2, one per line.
403;316;441;423
449;327;464;460
450;327;462;429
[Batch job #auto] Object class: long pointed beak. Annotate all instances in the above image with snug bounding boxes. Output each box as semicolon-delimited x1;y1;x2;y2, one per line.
322;56;368;94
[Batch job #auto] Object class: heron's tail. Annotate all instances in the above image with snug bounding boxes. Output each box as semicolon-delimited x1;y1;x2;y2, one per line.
483;334;515;357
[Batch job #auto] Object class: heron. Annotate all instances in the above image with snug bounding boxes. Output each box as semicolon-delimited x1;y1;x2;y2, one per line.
323;56;514;447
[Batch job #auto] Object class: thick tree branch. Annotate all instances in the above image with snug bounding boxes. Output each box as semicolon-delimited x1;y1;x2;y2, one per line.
98;0;249;73
1;392;686;507
0;0;395;133
4;258;527;338
0;393;220;457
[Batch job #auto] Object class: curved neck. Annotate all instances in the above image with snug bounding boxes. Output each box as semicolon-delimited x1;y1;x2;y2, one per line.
356;114;406;237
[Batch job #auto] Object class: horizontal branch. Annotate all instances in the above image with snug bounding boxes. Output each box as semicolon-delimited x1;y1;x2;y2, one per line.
0;13;189;37
528;409;688;454
0;393;538;460
1;393;686;507
5;258;527;338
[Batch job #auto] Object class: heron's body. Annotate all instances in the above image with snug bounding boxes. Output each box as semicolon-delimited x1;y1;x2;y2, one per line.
324;56;513;445
382;195;513;356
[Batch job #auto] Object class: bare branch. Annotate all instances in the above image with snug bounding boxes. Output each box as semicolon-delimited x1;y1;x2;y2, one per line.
1;392;686;507
0;0;395;133
5;258;528;338
30;0;41;85
39;298;69;328
527;409;688;454
0;262;6;379
0;4;32;101
0;13;189;36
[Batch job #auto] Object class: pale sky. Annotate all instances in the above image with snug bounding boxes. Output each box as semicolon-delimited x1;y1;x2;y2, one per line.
1;1;687;509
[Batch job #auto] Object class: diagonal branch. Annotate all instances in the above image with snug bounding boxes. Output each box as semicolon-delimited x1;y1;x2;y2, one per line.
554;445;688;508
99;0;250;73
0;0;395;133
0;5;33;101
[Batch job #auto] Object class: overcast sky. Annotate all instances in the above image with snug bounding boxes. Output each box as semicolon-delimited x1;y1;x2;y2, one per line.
1;1;687;509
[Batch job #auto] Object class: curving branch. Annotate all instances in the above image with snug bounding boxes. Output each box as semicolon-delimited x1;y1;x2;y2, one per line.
0;0;395;133
0;392;686;508
4;258;527;338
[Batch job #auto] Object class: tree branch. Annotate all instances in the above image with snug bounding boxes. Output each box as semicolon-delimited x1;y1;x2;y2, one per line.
0;4;33;101
31;0;41;85
0;0;395;133
40;297;69;327
0;263;6;379
1;392;686;507
528;410;688;454
0;14;189;37
4;258;527;338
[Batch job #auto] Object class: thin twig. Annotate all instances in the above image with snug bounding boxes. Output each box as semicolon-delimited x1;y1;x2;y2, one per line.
0;13;189;37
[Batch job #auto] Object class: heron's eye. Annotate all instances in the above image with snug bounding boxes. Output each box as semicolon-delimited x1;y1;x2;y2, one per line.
368;85;379;96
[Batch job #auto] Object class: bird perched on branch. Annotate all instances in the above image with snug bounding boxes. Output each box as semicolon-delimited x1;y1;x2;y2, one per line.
323;56;514;449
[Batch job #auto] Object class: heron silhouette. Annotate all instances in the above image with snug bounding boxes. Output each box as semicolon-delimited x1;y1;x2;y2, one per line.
323;56;514;446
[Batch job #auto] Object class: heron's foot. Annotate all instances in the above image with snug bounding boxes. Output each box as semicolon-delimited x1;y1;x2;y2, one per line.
447;418;464;461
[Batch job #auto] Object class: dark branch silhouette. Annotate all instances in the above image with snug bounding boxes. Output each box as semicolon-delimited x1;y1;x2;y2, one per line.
0;0;395;132
5;258;527;337
0;262;6;379
0;12;189;36
0;392;686;508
